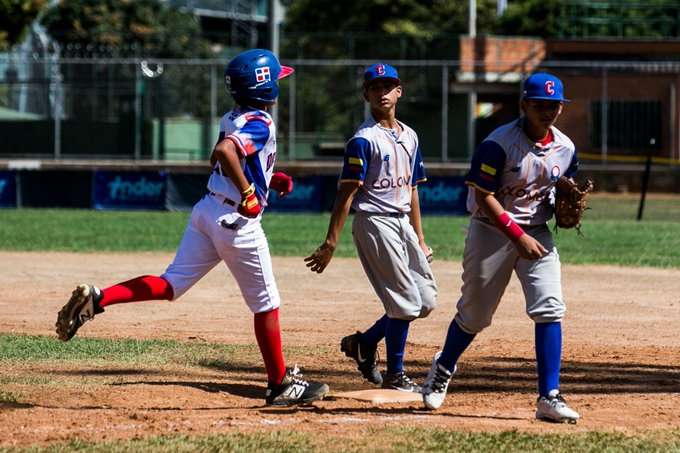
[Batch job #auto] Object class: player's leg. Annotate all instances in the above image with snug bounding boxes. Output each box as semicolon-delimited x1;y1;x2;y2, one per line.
515;224;578;423
403;221;438;319
423;218;515;409
56;202;220;341
340;315;386;385
217;222;328;405
351;214;421;392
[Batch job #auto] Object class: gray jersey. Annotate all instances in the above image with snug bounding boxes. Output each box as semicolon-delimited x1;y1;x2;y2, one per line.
340;117;426;214
465;119;578;226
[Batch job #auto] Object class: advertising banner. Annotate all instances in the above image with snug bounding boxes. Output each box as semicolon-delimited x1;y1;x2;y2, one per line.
417;176;469;215
0;171;16;208
93;171;166;210
267;176;324;212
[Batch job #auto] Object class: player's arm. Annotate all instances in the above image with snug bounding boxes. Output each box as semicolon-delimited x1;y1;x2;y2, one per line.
211;138;249;192
473;188;547;260
304;181;360;273
466;140;546;260
305;137;368;273
408;149;433;262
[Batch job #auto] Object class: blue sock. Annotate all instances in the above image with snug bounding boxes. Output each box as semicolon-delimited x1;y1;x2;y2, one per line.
438;319;476;372
535;321;562;397
385;318;410;374
359;314;388;346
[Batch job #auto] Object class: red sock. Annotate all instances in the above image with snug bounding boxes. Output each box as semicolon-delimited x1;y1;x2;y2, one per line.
99;275;174;308
254;308;287;385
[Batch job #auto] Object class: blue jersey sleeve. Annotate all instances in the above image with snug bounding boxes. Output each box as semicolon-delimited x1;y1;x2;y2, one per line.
340;137;371;183
411;147;427;186
227;117;271;157
465;140;506;193
564;150;579;178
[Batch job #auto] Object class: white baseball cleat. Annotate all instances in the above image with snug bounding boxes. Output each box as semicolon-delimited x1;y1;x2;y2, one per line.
536;389;580;424
422;351;455;410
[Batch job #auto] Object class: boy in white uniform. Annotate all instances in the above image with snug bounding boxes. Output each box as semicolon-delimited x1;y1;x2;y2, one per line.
55;49;329;407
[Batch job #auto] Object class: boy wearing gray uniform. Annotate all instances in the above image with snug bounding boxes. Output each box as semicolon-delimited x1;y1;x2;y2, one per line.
305;63;437;392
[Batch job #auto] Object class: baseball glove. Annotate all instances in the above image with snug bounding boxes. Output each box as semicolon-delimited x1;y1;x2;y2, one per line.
554;176;594;231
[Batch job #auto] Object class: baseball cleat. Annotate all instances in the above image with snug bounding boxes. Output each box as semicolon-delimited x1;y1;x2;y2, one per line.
382;370;421;393
55;284;104;341
340;331;383;385
422;351;456;410
536;389;580;424
265;366;330;406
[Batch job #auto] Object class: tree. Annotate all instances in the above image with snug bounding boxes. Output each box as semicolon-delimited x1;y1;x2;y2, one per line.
0;0;48;50
41;0;211;58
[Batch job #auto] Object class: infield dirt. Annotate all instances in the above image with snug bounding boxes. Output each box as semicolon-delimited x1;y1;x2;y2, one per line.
1;251;679;447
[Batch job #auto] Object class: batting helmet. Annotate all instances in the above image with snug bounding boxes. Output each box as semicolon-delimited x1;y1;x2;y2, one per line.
224;49;294;106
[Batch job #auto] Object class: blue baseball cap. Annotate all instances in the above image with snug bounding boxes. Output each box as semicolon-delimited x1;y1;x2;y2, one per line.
523;72;569;102
364;63;400;87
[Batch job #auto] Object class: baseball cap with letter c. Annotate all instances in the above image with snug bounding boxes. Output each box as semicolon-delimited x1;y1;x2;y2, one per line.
364;63;400;87
523;72;569;102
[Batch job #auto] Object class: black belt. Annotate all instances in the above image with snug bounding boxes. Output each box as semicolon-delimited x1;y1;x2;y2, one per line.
208;191;236;206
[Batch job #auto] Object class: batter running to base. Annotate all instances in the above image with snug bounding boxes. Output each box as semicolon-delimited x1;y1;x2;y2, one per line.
305;63;437;392
421;72;580;423
55;49;329;407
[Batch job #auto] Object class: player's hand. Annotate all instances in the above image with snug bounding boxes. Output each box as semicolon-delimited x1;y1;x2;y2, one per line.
304;241;335;273
237;183;261;218
270;172;294;197
419;241;433;263
515;234;548;260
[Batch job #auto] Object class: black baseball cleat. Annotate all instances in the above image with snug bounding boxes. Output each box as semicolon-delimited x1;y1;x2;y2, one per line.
382;370;422;393
340;331;383;385
55;284;105;341
265;366;330;406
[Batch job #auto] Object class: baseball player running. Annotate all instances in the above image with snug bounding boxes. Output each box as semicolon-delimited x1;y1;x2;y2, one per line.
305;63;437;392
421;73;580;423
55;49;329;407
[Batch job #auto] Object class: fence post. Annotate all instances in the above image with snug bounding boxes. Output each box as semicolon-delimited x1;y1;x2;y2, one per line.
134;64;142;160
288;71;296;160
601;67;608;163
441;65;449;162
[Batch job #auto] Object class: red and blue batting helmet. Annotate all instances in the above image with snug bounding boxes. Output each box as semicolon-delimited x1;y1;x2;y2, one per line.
224;49;294;106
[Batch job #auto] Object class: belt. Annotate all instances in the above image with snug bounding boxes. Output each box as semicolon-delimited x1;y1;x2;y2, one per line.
208;191;236;206
359;211;406;218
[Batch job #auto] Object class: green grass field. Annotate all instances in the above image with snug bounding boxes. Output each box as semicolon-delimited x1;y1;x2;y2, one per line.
1;194;679;267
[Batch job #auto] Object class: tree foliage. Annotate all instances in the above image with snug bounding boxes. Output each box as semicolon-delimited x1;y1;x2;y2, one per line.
0;0;48;50
41;0;211;57
282;0;499;59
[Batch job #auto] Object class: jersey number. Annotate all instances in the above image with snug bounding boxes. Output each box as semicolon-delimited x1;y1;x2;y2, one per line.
266;152;277;171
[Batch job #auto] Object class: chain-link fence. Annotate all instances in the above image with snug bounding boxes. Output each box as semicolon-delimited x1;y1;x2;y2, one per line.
2;53;680;164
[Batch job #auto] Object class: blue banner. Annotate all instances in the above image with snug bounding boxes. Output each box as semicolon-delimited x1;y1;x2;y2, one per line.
267;176;324;212
418;176;468;215
93;171;166;210
0;171;16;208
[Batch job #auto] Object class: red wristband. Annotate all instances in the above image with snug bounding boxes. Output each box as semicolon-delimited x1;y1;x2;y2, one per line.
495;212;525;242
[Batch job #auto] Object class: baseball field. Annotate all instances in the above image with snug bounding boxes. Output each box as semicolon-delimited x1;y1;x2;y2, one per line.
1;193;680;452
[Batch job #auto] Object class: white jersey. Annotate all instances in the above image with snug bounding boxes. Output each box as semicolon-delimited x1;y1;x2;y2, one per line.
465;119;578;226
339;117;426;214
207;106;278;210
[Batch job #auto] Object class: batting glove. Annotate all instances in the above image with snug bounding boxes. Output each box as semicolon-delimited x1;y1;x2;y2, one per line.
238;183;261;218
270;172;294;196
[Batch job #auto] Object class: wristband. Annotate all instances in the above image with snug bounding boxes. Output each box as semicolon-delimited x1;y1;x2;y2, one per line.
495;212;525;242
241;183;255;197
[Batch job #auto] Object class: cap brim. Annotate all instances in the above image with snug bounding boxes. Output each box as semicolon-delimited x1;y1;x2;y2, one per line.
524;95;570;103
278;65;294;80
364;76;401;87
